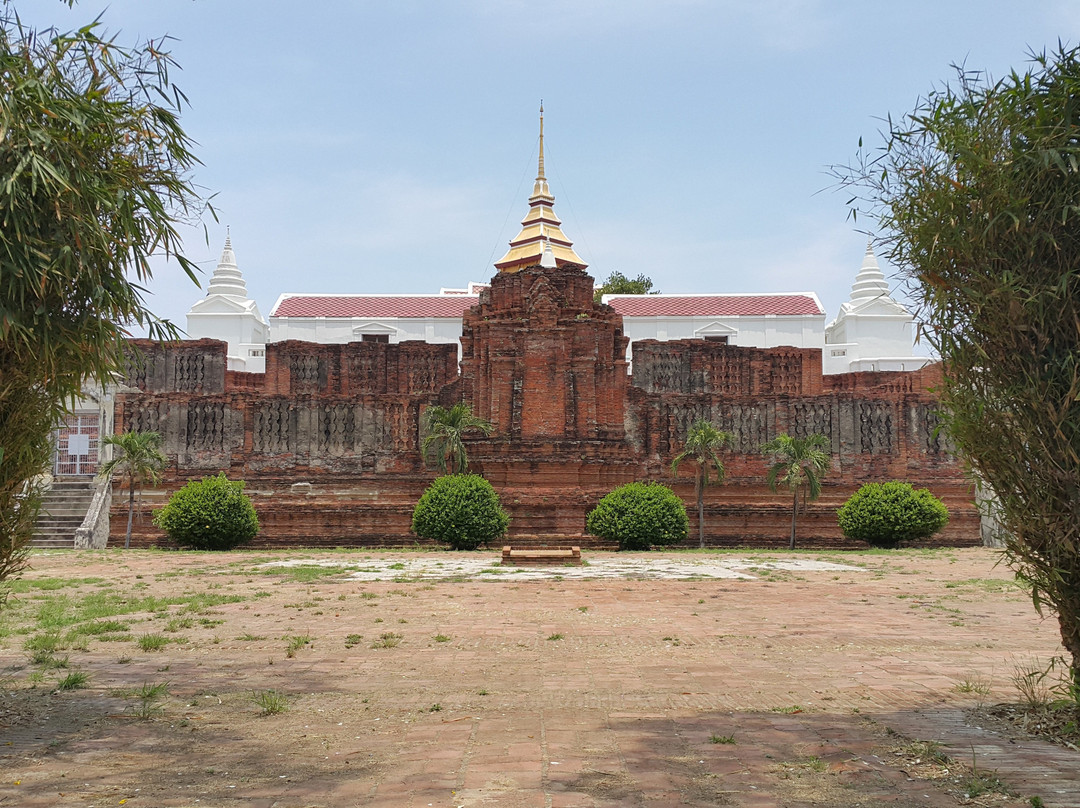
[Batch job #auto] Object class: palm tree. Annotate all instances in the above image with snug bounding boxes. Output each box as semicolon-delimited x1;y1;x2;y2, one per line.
762;433;831;550
421;403;494;475
98;431;167;549
671;419;733;548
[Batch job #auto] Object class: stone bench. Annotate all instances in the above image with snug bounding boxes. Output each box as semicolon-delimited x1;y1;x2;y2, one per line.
501;546;582;566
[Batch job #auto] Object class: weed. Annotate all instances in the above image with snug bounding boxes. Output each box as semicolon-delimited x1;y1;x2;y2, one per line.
1012;658;1052;709
137;633;169;652
709;733;735;745
577;606;588;612
56;670;89;691
429;703;442;712
285;634;312;658
546;633;564;641
954;677;991;696
344;633;363;648
131;681;169;719
254;689;289;715
433;634;450;643
237;633;266;642
164;617;194;632
359;592;378;600
905;740;949;764
372;632;402;649
1030;797;1045;807
661;636;682;646
478;689;488;696
961;749;1008;799
771;705;803;714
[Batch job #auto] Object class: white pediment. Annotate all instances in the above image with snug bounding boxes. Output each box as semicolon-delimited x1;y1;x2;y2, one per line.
352;321;397;336
694;321;738;337
187;295;256;316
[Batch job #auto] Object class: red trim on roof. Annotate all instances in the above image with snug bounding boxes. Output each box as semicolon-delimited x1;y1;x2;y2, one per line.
605;295;823;317
272;296;479;318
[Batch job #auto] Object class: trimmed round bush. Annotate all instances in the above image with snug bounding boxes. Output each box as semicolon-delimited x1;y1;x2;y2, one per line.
837;482;949;548
586;481;689;551
153;473;260;551
411;474;509;550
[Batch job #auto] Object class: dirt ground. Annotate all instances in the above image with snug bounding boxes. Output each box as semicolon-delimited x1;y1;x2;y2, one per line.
1;547;1077;807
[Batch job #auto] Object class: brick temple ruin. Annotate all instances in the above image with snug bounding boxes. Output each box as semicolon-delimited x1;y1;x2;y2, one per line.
113;263;979;549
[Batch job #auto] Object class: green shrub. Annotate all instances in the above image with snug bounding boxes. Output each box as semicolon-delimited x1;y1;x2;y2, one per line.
153;473;259;551
586;482;689;550
837;482;949;548
411;474;509;550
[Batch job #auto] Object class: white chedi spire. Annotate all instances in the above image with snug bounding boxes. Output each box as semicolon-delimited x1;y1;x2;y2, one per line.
848;239;892;301
205;230;249;298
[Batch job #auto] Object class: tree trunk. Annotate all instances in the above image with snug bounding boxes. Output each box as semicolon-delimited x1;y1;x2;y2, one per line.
789;489;798;550
124;479;135;549
1057;605;1080;695
697;470;705;549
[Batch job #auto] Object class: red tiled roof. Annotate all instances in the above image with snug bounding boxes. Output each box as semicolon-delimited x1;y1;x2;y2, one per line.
604;294;824;317
272;295;479;319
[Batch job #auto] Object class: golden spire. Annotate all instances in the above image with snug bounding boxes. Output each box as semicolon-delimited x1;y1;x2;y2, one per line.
496;103;586;273
532;101;551;199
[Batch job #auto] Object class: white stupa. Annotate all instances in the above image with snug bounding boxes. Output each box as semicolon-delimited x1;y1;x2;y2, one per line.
185;232;269;372
823;240;932;373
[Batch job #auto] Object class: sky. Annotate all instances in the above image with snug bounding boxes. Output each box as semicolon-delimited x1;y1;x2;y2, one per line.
14;1;1080;339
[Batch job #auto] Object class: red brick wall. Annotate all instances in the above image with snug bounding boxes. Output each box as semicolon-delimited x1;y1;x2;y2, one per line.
112;268;980;549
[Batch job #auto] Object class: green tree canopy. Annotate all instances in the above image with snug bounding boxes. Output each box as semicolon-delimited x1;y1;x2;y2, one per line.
0;7;205;585
99;431;167;549
762;433;830;550
834;44;1080;687
421;403;494;475
671;419;733;548
593;271;658;302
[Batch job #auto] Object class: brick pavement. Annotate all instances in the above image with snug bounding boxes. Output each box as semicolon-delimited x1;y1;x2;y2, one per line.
0;548;1076;807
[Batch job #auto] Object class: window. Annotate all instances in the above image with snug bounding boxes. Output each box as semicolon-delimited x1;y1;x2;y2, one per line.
248;349;265;357
703;335;729;344
831;349;847;357
362;333;389;344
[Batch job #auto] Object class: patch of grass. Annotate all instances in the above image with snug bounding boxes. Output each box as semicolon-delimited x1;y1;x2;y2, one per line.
709;733;735;745
275;565;349;583
546;633;564;641
164;617;194;632
371;632;402;649
577;606;588;612
388;562;406;570
7;577;104;593
56;670;90;691
284;634;312;658
1012;658;1052;709
131;681;169;719
661;636;682;646
433;634;450;643
69;620;129;636
344;633;363;648
198;618;225;628
477;689;488;696
237;633;266;642
954;676;992;695
904;739;949;764
254;689;289;715
428;703;442;712
771;705;804;714
136;633;169;651
359;592;378;600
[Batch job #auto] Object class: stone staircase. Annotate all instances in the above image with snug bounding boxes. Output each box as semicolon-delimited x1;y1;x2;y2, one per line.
32;479;96;549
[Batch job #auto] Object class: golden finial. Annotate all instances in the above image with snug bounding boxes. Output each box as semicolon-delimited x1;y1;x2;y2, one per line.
538;100;546;181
